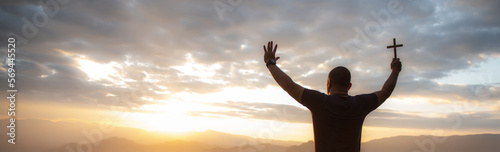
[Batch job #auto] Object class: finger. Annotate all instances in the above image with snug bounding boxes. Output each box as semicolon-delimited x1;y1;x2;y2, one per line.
276;56;280;61
273;44;278;53
268;41;271;51
263;45;267;52
270;41;273;51
269;42;273;52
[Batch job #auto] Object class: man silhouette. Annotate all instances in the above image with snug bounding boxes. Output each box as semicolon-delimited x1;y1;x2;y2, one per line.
263;41;402;152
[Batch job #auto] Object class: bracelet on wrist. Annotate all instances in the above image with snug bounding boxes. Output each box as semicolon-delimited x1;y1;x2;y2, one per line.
266;59;276;67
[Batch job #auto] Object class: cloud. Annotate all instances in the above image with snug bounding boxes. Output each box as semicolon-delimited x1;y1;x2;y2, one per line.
0;0;498;116
366;110;500;130
189;101;312;124
189;101;500;131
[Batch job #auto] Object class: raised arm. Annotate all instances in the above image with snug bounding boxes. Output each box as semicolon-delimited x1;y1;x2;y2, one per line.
263;41;304;102
374;58;402;106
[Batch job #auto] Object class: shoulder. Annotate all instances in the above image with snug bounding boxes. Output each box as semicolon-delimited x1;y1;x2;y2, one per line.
353;93;378;101
301;88;327;100
352;93;379;113
300;88;328;109
303;88;325;95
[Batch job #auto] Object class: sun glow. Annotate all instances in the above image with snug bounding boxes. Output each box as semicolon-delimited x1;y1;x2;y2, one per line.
126;110;207;132
122;100;231;132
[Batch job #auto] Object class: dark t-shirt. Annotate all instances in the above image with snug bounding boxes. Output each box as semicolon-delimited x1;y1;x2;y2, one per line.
300;88;379;152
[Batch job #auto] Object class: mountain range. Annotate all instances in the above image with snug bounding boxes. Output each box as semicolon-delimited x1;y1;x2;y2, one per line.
46;134;500;152
1;119;499;152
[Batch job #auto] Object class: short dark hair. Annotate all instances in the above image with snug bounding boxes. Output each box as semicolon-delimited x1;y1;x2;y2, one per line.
328;66;351;89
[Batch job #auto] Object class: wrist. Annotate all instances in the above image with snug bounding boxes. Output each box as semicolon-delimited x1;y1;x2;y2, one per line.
391;70;401;74
266;59;276;67
267;64;277;68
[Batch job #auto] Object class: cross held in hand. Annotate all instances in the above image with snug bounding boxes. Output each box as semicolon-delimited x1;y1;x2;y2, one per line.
387;38;403;58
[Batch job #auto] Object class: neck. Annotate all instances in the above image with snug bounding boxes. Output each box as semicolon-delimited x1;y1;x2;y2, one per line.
328;90;348;95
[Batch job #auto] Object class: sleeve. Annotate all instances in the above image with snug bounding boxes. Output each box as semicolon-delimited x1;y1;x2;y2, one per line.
300;88;328;112
358;93;379;114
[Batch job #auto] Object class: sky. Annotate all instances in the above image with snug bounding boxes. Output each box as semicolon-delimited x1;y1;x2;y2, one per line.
0;0;499;142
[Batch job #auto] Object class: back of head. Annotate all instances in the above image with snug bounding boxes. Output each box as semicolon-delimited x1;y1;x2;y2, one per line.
328;66;351;93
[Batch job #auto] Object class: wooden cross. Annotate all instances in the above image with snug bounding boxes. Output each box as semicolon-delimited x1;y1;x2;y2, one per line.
386;38;403;58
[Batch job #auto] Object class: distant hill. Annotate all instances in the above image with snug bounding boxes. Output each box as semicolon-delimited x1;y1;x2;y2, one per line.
45;134;500;152
289;134;500;152
287;140;314;152
361;134;500;152
5;119;300;146
49;138;288;152
47;137;206;152
0;118;299;152
182;129;301;147
2;119;499;152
